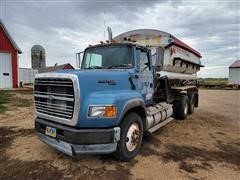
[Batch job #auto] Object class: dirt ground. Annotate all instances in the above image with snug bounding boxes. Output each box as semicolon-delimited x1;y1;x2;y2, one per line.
0;89;239;180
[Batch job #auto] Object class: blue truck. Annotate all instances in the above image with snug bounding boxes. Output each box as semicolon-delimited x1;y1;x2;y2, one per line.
34;29;203;161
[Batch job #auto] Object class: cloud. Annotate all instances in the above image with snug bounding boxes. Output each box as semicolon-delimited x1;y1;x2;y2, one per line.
0;0;239;78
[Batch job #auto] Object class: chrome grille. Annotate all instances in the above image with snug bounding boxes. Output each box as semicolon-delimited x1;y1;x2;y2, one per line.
34;78;75;119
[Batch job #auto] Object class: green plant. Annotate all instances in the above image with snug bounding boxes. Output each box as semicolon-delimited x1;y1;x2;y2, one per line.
0;91;11;114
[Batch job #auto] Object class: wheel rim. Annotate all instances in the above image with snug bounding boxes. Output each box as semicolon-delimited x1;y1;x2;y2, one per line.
125;123;140;152
191;102;194;111
184;102;188;115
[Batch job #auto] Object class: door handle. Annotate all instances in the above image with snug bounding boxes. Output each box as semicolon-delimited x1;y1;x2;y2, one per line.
143;82;149;86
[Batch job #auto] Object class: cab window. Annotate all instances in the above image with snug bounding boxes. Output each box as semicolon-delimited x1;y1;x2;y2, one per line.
136;48;149;71
85;53;102;68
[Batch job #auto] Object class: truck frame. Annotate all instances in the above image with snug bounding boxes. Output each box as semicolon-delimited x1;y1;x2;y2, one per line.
34;29;203;161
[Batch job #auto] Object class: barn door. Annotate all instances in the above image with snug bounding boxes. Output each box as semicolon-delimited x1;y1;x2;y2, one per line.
0;53;12;88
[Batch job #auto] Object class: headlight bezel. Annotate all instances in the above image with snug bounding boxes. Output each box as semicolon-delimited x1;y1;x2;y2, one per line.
88;105;117;118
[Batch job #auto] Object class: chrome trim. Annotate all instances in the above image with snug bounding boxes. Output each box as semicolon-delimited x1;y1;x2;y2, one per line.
34;83;73;87
34;80;73;84
37;109;72;118
34;94;74;102
36;106;73;115
35;101;74;109
34;91;74;97
35;104;73;112
36;127;120;156
37;132;73;156
34;73;80;126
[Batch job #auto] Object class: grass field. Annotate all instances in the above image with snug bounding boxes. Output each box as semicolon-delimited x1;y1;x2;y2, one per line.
199;78;228;86
0;91;11;114
0;90;32;114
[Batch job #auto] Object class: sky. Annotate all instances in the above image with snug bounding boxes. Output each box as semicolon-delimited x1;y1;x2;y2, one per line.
0;0;239;78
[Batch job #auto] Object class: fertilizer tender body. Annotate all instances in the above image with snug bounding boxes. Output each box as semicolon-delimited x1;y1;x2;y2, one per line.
114;29;204;79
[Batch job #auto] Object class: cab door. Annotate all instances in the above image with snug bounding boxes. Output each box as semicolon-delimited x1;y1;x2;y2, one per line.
135;47;154;104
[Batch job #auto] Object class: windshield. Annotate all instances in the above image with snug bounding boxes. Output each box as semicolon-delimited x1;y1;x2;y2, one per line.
81;45;134;69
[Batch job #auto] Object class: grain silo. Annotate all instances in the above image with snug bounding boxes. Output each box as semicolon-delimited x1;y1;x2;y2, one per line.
31;45;46;69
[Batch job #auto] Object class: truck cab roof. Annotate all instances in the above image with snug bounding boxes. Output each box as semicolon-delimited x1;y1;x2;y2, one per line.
85;42;149;52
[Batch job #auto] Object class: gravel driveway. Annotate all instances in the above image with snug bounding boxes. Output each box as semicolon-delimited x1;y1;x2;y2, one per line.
0;89;239;180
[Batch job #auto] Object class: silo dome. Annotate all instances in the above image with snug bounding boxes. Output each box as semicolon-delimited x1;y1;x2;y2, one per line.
31;44;46;69
31;45;45;53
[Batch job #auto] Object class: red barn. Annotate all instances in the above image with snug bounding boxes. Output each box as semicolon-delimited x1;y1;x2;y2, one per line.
0;19;22;88
38;63;74;73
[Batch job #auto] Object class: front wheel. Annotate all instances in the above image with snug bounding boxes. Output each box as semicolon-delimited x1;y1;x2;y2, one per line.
114;112;143;161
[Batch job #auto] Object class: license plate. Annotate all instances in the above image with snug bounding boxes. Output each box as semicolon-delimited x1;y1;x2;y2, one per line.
45;126;57;138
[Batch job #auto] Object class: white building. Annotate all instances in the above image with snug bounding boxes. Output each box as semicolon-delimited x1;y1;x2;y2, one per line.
228;60;240;86
18;68;38;86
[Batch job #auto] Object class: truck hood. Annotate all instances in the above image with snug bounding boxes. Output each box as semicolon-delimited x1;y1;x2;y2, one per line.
56;69;132;93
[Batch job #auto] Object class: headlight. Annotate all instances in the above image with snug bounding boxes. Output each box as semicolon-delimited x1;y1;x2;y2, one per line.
88;105;117;118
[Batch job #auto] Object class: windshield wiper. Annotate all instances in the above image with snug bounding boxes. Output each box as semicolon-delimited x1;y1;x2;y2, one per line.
108;64;131;69
87;66;103;69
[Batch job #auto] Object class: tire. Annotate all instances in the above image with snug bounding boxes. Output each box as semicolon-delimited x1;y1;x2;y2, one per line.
173;94;189;120
188;93;195;114
114;112;143;161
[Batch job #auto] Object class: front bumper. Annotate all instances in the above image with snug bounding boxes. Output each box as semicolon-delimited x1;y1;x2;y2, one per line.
35;118;120;156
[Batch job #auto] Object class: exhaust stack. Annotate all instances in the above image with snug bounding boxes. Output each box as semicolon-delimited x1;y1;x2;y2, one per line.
107;26;112;41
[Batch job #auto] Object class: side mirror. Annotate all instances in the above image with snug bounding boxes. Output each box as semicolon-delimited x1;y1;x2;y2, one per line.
141;62;151;72
144;62;150;66
76;51;84;68
154;65;162;71
145;62;152;70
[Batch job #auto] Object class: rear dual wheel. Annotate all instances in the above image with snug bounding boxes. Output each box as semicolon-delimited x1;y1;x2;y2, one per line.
173;94;189;120
188;93;195;114
173;93;196;120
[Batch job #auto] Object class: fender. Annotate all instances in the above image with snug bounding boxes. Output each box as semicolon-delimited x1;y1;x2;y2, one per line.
119;98;146;124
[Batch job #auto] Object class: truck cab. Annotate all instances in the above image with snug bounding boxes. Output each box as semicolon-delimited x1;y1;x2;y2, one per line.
34;33;201;161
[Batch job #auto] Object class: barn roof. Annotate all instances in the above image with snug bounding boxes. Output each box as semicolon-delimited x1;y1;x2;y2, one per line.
38;63;74;73
229;60;240;68
0;19;22;53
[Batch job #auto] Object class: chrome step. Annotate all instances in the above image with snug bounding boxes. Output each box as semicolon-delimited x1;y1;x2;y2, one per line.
147;117;174;133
